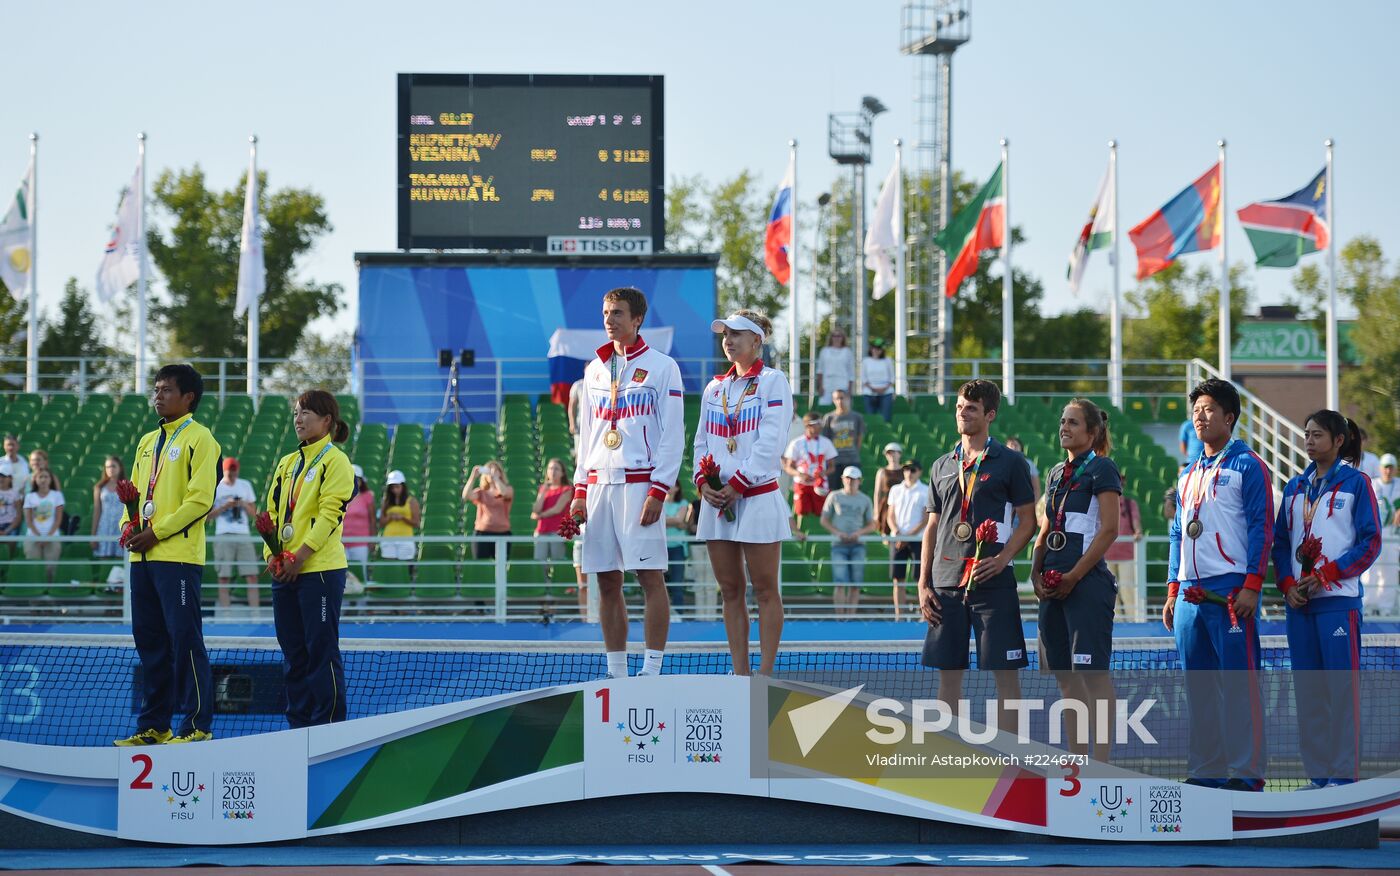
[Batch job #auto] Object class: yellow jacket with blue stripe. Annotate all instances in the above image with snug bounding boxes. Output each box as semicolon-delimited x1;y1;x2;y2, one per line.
123;413;222;565
265;433;353;574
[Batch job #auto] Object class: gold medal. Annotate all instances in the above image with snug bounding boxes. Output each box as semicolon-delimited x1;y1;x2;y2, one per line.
603;429;622;450
726;437;737;453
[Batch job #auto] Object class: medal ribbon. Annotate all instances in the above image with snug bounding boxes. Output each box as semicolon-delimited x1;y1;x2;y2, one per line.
1183;438;1236;529
143;418;194;517
284;442;334;524
720;376;755;442
1050;451;1096;533
607;353;623;435
1298;466;1343;545
956;443;987;524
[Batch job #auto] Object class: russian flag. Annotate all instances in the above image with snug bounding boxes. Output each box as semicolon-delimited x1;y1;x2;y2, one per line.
1128;162;1222;280
764;156;795;285
546;327;676;404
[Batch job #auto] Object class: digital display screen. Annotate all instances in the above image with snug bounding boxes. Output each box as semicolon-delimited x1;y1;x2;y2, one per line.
397;73;664;252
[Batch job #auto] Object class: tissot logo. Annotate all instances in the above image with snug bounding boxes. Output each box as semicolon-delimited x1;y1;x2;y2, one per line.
546;236;652;255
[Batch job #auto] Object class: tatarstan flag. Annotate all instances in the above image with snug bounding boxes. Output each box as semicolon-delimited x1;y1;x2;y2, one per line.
1236;168;1328;268
934;162;1004;298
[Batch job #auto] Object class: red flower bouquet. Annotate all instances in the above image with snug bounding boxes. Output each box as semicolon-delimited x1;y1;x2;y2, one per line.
697;454;736;522
557;512;584;541
961;519;1002;595
116;479;142;548
1041;569;1063;593
1183;584;1240;628
1296;533;1332;592
255;511;296;576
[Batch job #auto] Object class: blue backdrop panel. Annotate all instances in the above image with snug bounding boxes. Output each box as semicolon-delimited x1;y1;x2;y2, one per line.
356;258;717;425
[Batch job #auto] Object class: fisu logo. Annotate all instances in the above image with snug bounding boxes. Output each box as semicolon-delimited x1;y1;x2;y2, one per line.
627;707;656;737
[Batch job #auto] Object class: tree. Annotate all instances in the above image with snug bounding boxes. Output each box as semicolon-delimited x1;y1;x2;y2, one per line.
37;278;110;390
265;329;354;396
1123;261;1251;364
664;170;786;320
0;289;25;390
146;166;342;377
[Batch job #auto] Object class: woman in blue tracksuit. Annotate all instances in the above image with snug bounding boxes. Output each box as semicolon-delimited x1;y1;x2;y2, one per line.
1272;410;1381;788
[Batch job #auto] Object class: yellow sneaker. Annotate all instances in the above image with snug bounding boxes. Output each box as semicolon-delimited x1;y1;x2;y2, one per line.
165;729;213;744
113;728;173;746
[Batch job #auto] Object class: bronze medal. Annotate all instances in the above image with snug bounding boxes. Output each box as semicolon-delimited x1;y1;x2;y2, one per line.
1295;545;1308;564
1186;519;1204;540
603;429;622;450
954;521;973;542
726;436;737;453
1047;531;1068;552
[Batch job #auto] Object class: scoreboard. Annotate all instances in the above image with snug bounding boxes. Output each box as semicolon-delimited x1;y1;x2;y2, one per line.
397;73;664;252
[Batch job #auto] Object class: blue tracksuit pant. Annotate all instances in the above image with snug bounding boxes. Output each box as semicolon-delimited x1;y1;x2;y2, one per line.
272;568;347;728
131;561;213;735
1286;605;1362;785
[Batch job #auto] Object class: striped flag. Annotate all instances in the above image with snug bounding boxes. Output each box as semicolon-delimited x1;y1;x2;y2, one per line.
1128;163;1222;280
933;161;1004;298
763;156;795;285
1236;168;1328;268
1067;164;1113;294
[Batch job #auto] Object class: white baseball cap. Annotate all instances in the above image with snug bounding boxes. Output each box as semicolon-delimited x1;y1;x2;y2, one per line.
883;442;903;453
710;313;765;342
386;470;406;486
352;464;365;479
1382;453;1398;468
842;465;863;479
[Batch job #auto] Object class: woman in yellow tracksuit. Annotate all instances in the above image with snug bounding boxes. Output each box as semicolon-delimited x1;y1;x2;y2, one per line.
265;390;354;727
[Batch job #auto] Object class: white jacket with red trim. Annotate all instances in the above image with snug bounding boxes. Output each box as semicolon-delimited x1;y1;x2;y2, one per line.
691;361;792;494
572;334;685;503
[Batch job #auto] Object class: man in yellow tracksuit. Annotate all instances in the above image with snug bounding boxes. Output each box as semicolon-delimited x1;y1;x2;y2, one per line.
115;365;221;746
266;390;354;727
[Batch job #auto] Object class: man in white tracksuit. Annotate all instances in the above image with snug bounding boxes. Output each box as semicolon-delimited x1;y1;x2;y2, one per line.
1366;452;1400;616
571;287;685;678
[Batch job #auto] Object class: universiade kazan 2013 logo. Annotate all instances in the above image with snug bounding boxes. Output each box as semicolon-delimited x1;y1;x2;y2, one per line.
220;770;257;820
1090;784;1132;828
163;771;204;819
615;706;666;763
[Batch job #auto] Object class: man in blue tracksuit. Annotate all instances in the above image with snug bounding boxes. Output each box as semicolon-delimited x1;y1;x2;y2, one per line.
1163;379;1274;791
1273;410;1381;788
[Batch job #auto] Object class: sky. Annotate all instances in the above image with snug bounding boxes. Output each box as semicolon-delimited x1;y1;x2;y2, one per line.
3;0;1397;346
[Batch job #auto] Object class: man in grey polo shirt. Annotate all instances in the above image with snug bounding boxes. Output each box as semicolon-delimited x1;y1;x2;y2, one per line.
918;380;1037;725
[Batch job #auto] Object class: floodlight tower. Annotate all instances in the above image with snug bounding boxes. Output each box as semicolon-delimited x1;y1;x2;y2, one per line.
828;96;887;387
902;1;970;397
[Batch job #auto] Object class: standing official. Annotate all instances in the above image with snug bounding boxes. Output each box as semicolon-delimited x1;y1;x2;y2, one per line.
114;364;220;746
571;287;685;678
266;390;355;728
1272;410;1380;788
918;380;1037;722
1164;378;1274;791
1365;454;1399;616
693;310;792;676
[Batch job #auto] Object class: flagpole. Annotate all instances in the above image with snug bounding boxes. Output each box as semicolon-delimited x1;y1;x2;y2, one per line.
25;133;37;393
135;132;148;395
1217;139;1230;379
788;140;799;395
1324;138;1338;410
1000;138;1014;403
1109;139;1122;409
894;139;908;398
247;135;260;404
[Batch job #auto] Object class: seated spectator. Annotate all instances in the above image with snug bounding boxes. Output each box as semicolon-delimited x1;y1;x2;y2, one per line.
821;466;876;616
2;435;29;496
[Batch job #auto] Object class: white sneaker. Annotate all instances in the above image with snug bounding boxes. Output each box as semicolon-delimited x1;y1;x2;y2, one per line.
637;669;659;677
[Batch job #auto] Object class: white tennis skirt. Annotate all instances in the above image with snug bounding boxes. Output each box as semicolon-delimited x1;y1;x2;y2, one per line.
696;488;792;544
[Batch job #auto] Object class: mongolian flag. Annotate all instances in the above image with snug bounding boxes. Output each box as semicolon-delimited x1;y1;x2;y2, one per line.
1128;163;1222;280
1236;168;1329;268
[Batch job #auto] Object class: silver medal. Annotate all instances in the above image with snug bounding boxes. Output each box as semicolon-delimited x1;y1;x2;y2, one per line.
141;500;155;519
281;523;295;543
1046;531;1068;552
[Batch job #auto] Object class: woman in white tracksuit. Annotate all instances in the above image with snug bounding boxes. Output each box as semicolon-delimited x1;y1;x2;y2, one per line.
693;310;792;676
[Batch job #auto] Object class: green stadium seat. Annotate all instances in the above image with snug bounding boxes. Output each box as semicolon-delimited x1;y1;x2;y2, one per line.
506;561;548;599
458;560;498;601
369;561;413;599
413;563;457;601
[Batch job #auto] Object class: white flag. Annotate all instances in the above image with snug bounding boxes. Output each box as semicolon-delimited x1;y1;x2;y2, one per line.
234;162;264;316
96;164;142;303
1067;164;1114;295
0;160;32;300
863;155;902;300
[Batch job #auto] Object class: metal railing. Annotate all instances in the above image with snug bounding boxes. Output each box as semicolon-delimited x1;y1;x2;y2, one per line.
0;531;1343;626
1187;358;1309;491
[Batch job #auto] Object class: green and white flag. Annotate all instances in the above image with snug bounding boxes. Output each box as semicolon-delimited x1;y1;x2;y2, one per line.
1067;164;1113;295
0;160;32;300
